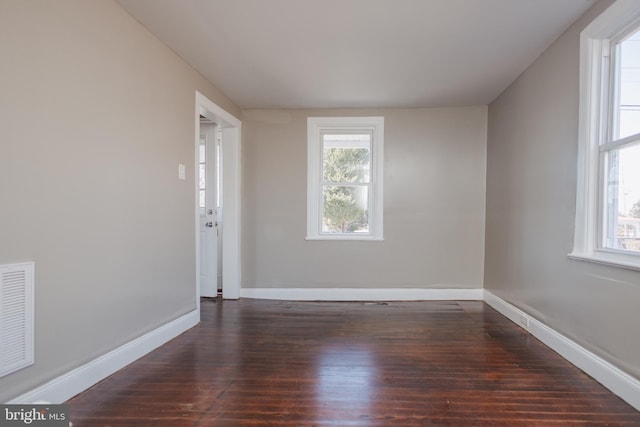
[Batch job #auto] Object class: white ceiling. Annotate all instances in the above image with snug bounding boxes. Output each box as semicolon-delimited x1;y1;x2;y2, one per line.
117;0;597;109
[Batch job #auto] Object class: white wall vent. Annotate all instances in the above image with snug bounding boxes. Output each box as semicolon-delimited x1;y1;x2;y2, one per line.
0;262;34;378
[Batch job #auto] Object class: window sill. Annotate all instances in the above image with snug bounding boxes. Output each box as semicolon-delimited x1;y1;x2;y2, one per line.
305;235;384;242
568;251;640;272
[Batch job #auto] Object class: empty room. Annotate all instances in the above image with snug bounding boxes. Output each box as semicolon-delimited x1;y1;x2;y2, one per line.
1;0;640;425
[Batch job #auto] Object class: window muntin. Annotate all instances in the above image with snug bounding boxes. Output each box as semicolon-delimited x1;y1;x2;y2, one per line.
307;117;383;241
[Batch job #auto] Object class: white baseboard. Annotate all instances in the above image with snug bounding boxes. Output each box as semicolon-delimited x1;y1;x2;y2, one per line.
8;309;200;404
240;287;484;301
483;290;640;411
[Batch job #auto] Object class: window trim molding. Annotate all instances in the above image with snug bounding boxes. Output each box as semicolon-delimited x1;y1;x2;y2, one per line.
306;116;384;241
570;0;640;270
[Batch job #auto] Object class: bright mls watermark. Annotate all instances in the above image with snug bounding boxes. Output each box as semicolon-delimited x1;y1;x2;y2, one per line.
0;405;69;426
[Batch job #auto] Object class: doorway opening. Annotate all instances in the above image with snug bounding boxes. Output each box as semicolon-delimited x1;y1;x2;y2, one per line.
198;119;221;297
195;92;241;307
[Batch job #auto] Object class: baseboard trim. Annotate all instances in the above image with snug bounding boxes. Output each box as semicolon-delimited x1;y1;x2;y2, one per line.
8;309;200;404
483;290;640;411
240;287;484;301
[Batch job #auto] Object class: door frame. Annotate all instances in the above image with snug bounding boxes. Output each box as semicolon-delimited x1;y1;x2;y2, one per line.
195;91;241;304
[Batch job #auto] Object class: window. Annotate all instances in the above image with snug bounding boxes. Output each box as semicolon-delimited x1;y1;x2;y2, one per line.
571;0;640;270
199;140;206;213
307;117;384;240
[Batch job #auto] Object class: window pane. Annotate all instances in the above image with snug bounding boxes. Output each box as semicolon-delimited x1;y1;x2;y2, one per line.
323;134;371;183
617;29;640;139
322;185;369;234
619;109;640;139
199;164;206;190
604;143;640;252
199;141;207;210
216;142;221;208
199;163;206;209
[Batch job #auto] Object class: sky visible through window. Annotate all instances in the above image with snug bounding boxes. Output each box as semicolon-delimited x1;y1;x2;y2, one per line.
616;28;640;217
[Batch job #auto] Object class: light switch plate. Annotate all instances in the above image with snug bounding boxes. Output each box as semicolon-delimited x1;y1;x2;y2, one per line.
178;163;186;180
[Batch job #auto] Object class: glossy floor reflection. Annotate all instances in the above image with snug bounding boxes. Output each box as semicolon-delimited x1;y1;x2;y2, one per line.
315;345;377;424
68;299;640;426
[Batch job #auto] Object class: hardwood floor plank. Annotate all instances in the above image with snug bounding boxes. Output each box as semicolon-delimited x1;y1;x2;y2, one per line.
68;299;640;426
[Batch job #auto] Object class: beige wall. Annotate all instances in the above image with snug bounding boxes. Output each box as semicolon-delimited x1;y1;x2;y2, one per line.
242;107;487;290
0;0;238;401
485;0;640;379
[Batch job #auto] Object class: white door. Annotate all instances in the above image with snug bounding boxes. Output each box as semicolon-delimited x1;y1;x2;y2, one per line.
196;91;241;300
199;122;220;297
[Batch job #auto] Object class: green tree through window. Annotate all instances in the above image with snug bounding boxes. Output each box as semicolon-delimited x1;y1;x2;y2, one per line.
630;200;640;218
322;135;370;233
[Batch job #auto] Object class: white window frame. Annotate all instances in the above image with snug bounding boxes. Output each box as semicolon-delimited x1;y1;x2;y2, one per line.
570;0;640;271
306;116;384;241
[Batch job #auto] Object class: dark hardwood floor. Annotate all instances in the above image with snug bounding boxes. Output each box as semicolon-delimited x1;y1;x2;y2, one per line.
68;299;640;426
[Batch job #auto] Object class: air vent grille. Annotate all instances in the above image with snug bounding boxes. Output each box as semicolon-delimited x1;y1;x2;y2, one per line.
0;262;34;377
